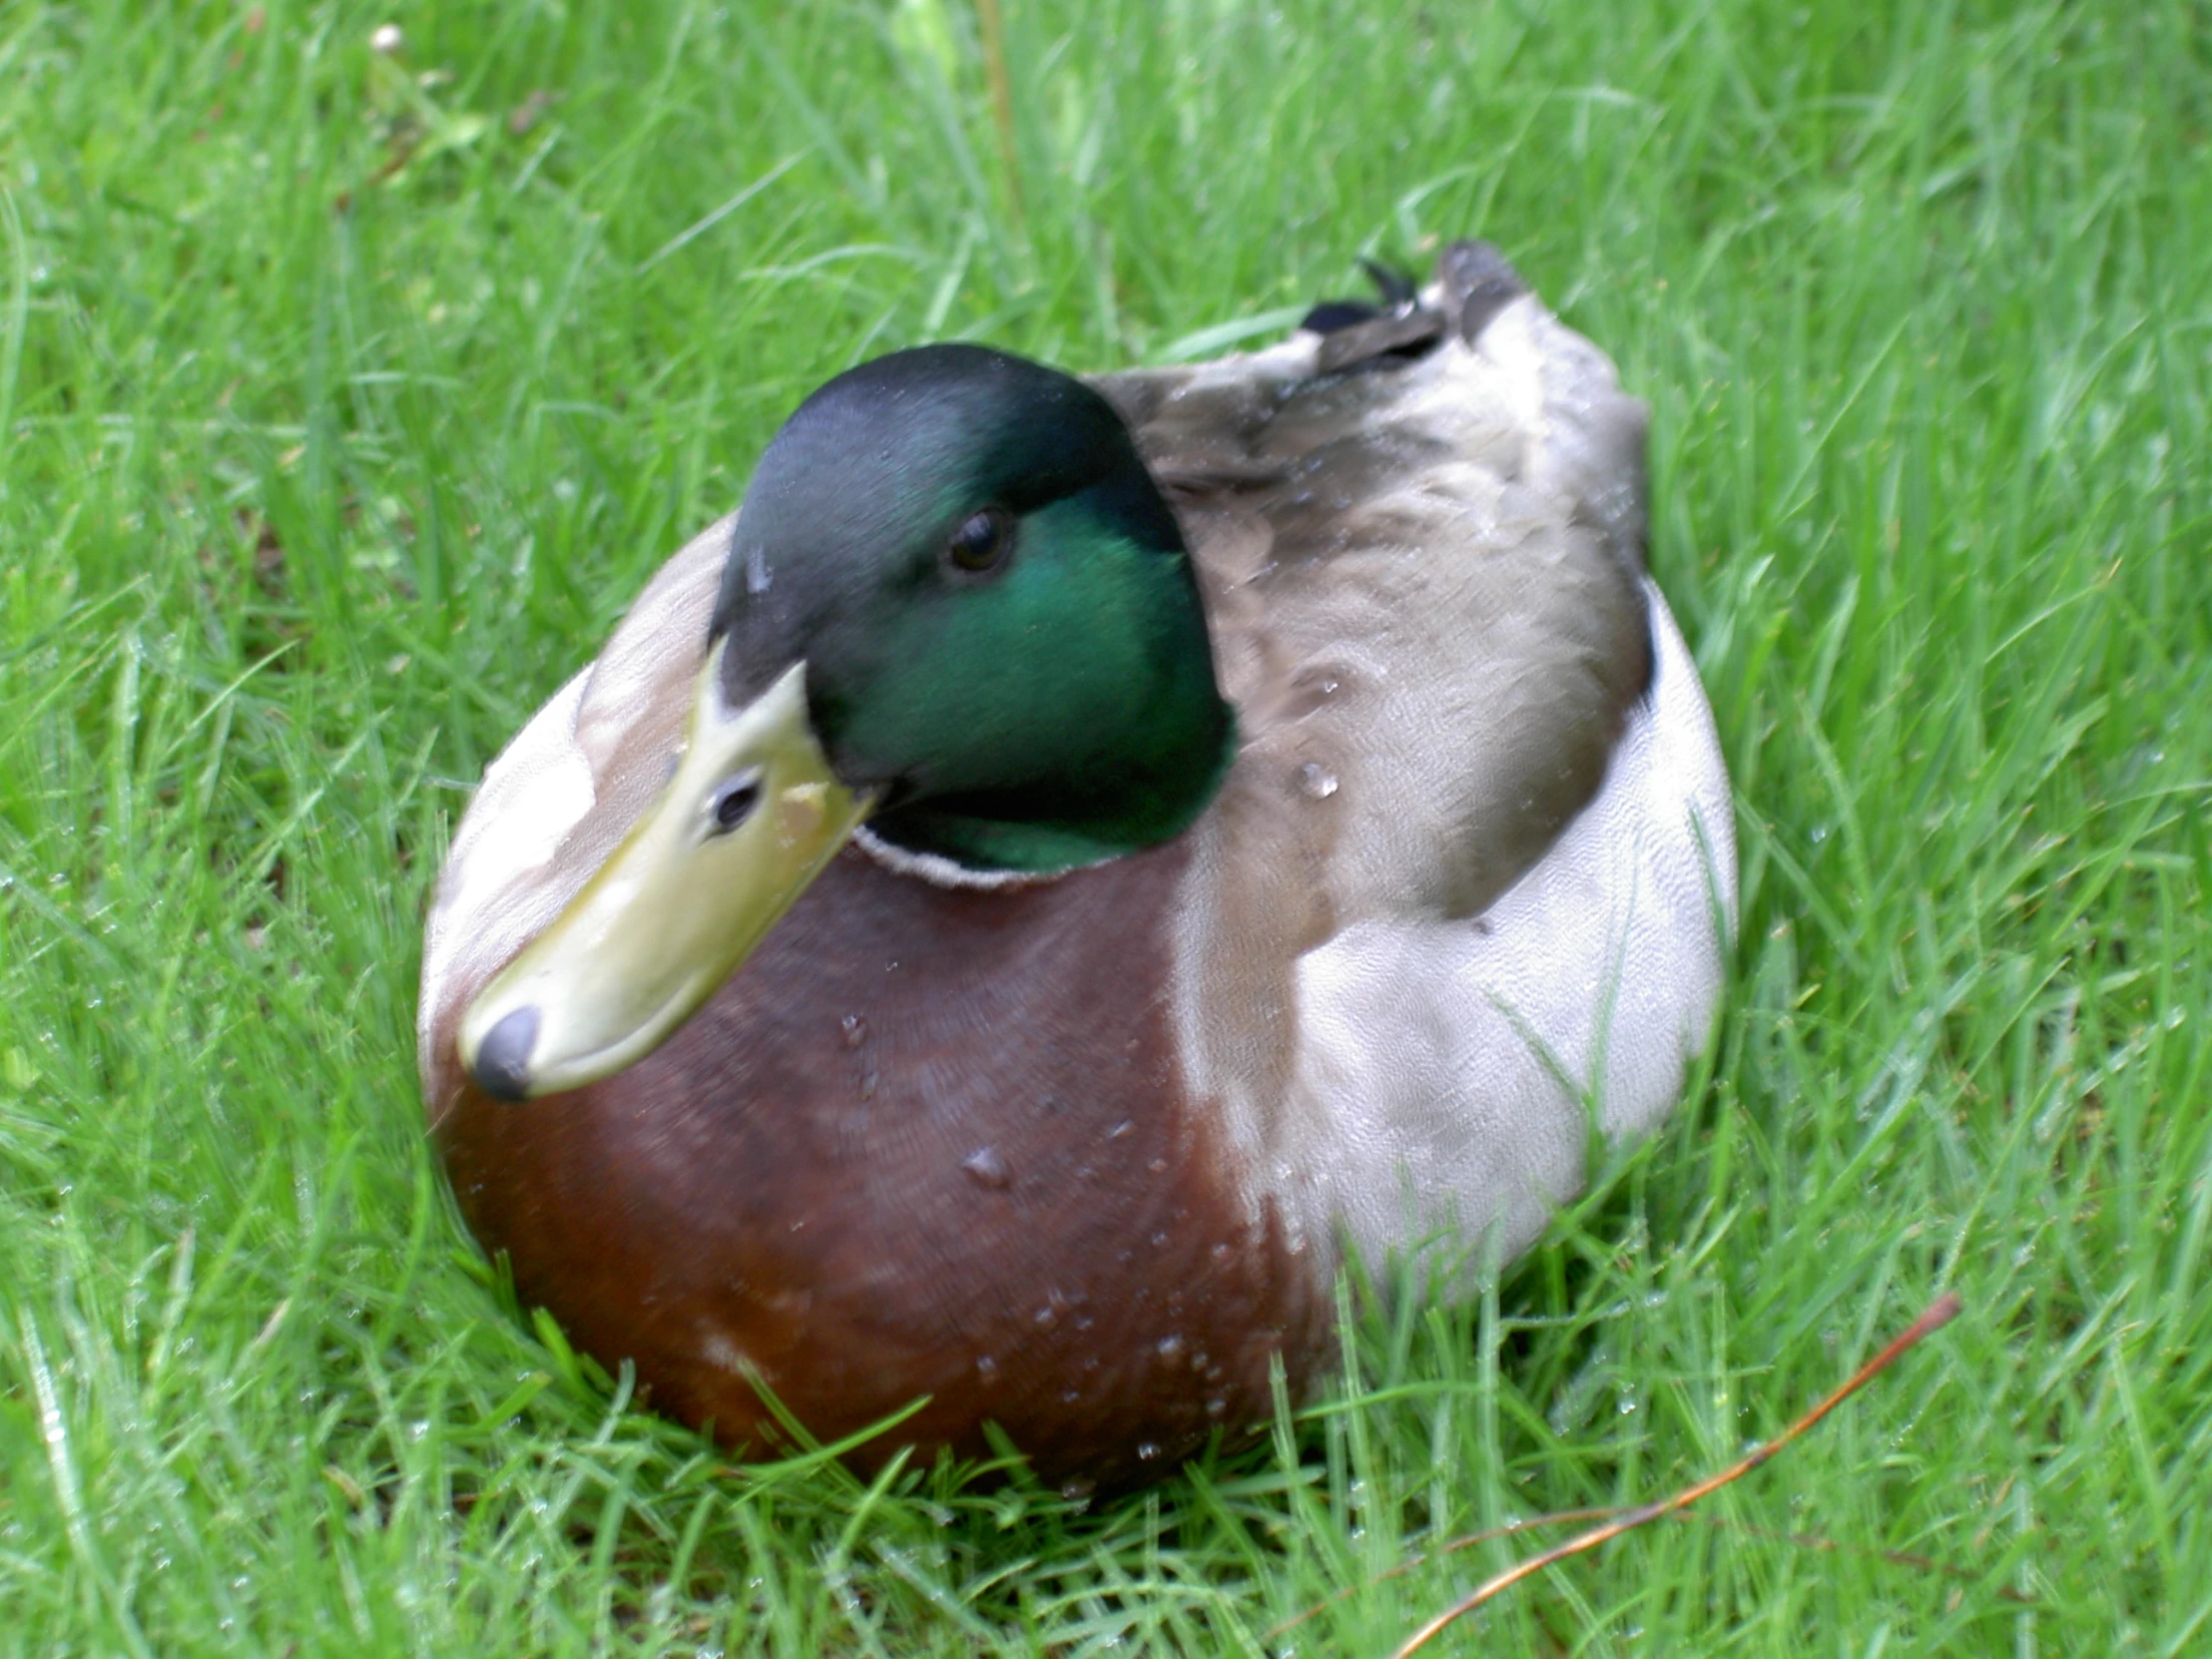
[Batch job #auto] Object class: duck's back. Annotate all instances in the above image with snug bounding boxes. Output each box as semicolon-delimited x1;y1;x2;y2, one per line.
1095;245;1734;1280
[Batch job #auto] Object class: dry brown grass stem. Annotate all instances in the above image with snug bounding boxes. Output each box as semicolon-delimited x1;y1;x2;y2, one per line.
1382;1293;1965;1658
973;0;1022;229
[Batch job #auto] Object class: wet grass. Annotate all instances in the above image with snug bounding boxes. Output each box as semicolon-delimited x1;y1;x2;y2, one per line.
2;0;2209;1651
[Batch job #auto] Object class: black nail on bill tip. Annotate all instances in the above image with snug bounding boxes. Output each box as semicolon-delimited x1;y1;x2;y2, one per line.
472;1005;541;1102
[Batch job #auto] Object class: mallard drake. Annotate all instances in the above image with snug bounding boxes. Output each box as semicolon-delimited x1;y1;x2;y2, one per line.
417;242;1735;1488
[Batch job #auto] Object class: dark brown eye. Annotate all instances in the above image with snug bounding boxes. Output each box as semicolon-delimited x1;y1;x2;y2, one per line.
945;506;1013;574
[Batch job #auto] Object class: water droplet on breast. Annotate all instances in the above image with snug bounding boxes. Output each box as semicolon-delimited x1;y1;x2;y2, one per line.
1156;1334;1184;1359
1296;762;1339;800
1136;1441;1162;1461
839;1013;867;1048
975;1355;997;1380
962;1146;1011;1189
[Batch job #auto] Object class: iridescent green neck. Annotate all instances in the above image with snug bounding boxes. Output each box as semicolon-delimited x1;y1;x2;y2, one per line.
855;504;1236;872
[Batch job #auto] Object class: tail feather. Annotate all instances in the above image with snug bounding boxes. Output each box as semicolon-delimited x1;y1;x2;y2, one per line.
1299;240;1530;372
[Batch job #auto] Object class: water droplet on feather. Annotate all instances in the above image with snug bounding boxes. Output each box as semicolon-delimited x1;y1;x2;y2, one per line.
962;1146;1011;1189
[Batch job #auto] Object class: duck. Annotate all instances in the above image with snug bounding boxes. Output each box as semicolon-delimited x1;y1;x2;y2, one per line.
416;240;1737;1490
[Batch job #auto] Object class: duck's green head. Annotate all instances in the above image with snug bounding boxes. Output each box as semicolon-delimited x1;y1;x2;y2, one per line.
716;343;1233;868
458;343;1234;1100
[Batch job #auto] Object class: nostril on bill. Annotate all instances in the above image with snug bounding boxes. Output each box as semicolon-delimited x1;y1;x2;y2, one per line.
472;1005;541;1102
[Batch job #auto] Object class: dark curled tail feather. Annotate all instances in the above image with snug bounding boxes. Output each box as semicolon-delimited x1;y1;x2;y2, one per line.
1301;241;1531;373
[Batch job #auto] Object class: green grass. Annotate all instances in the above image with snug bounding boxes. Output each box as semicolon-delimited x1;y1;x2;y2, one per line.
3;0;2208;1650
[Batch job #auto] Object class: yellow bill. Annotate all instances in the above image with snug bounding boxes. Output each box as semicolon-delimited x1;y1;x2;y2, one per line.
457;648;871;1100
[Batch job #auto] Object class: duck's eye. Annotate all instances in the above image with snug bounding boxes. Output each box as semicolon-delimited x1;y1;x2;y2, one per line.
945;506;1014;574
706;770;764;835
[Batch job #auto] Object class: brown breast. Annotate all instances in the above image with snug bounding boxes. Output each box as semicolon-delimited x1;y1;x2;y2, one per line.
425;834;1328;1488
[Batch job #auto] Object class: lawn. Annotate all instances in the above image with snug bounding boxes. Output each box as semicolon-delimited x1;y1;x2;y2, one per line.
2;0;2208;1651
